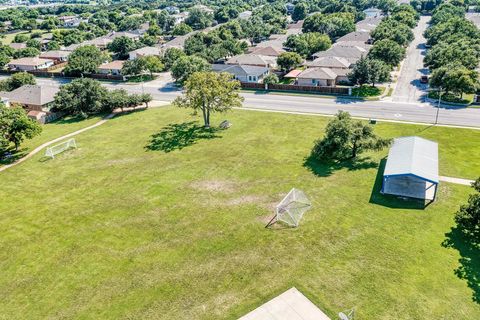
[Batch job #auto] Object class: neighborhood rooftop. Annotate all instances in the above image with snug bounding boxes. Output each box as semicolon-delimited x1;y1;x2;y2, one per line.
0;85;59;106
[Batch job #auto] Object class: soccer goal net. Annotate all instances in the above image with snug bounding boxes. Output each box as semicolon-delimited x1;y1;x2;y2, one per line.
273;188;312;227
45;138;77;159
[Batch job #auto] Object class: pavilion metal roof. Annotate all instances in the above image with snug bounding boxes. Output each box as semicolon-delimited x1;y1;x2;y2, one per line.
384;136;439;184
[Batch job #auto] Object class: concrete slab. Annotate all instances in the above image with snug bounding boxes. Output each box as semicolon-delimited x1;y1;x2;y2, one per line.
239;287;331;320
439;176;475;186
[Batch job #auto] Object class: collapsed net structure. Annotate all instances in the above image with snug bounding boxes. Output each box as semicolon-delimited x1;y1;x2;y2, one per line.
272;188;312;227
45;138;77;159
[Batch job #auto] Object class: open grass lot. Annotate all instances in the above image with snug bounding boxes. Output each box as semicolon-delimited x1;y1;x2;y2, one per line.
0;115;103;166
0;107;479;319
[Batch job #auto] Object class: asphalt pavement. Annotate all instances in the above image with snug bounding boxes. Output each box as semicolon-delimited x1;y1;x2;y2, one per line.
391;16;430;103
26;76;480;129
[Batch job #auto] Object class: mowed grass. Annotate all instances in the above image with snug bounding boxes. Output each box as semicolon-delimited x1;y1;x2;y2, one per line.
0;107;479;319
1;115;103;166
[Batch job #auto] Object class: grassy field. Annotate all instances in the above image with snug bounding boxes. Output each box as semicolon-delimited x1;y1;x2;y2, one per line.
1;115;103;166
0;107;479;319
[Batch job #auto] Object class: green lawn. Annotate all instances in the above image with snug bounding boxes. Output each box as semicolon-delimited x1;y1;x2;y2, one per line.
428;91;475;105
0;107;479;319
351;85;385;99
1;115;103;166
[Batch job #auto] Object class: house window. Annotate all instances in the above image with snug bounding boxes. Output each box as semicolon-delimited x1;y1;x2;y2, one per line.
311;79;316;84
248;76;252;82
252;76;257;82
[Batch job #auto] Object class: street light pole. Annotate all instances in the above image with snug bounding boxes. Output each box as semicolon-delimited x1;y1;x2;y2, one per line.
435;87;442;125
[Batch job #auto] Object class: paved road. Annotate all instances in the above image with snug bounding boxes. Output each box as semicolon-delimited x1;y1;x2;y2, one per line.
25;77;480;129
392;16;430;103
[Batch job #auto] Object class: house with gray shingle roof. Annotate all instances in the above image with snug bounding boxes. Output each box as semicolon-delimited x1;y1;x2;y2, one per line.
212;64;270;83
0;85;58;112
295;67;338;86
226;54;277;68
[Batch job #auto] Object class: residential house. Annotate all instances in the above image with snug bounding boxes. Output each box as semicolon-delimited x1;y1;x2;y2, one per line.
466;12;480;28
212;64;269;83
0;85;59;123
98;60;125;76
239;10;252;20
226;54;277;68
165;6;180;14
363;7;382;18
7;57;54;71
172;12;189;25
295;68;339;86
312;43;369;64
306;56;351;69
128;46;161;60
192;4;214;14
161;33;193;50
287;20;304;35
8;42;26;50
59;15;84;28
39;50;70;63
355;16;382;32
104;30;144;41
248;46;285;57
336;31;373;45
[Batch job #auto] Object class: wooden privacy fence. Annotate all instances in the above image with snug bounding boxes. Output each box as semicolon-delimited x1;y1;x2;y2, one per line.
240;82;351;95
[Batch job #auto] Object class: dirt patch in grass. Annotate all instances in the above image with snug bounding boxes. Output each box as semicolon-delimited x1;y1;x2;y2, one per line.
190;180;238;193
226;195;267;206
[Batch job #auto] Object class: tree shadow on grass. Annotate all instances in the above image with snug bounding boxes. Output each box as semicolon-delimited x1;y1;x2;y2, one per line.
0;147;28;165
145;121;221;153
369;158;428;210
442;227;480;304
303;154;378;177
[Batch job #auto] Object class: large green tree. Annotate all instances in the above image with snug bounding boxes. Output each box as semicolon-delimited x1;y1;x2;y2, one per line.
454;178;480;239
424;39;480;70
429;64;478;98
371;18;414;46
311;111;391;160
284;32;331;58
52;78;109;116
277;52;303;72
0;103;41;152
171;55;211;85
292;2;308;21
368;39;406;67
173;71;244;127
162;48;186;70
302;12;355;39
0;72;36;91
185;8;213;30
172;23;193;36
64;45;109;76
107;36;137;60
348;56;391;87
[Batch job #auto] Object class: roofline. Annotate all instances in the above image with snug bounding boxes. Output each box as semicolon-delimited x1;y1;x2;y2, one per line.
394;135;438;145
383;173;439;185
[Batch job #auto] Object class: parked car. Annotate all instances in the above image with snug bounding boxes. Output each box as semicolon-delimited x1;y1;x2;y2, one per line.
420;75;429;84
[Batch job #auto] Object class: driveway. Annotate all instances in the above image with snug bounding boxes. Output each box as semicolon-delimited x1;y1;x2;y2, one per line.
391;16;430;103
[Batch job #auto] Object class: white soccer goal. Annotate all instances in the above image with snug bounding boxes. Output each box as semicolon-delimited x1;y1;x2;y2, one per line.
45;138;77;159
266;188;312;228
339;309;355;320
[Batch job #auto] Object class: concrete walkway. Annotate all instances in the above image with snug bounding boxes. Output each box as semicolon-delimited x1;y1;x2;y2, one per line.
0;101;169;173
239;288;331;320
439;176;475;186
